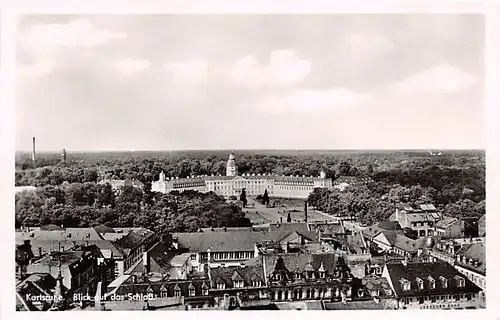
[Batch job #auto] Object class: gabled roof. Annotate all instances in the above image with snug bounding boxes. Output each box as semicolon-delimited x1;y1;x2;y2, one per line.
93;224;116;234
384;262;481;297
393;234;417;253
374;231;416;253
108;279;209;298
435;217;459;229
114;228;155;250
174;231;266;252
208;265;265;288
362;222;403;239
455;243;486;275
263;252;345;276
175;226;318;253
231;270;245;281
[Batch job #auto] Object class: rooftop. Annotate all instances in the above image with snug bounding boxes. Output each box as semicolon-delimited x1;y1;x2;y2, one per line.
209;265;265;288
114;228;156;250
455;243;486;275
385;262;482;297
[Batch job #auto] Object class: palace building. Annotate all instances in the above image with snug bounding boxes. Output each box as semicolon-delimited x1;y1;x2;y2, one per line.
152;153;333;199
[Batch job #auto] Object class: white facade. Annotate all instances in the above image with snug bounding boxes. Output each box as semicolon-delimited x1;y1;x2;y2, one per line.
151;153;333;199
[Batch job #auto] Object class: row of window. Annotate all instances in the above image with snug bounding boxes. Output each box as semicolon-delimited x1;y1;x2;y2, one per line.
216;280;262;289
211;251;253;261
461;269;485;288
273;271;328;281
159;288;209;298
400;276;464;291
403;293;474;305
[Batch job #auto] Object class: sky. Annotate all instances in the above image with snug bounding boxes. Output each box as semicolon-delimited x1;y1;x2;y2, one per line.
15;14;485;151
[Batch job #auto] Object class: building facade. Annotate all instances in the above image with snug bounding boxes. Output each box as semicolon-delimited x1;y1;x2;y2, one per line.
389;205;442;237
434;217;464;239
261;253;355;303
152;153;333;199
382;261;482;309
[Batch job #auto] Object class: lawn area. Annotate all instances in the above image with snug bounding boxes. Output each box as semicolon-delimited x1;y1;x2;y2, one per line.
245;211;272;224
277;208;329;222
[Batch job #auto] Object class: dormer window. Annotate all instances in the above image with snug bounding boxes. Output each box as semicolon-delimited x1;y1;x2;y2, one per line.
234;280;244;288
416;278;424;290
439;276;448;289
160;285;168;298
428;276;436;289
217;282;226;290
296;273;302;280
189;287;196;297
320;271;326;278
456;276;465;288
400;279;411;291
174;287;181;297
202;283;209;296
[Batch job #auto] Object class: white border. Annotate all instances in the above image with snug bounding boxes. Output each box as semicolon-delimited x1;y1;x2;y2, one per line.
1;2;499;320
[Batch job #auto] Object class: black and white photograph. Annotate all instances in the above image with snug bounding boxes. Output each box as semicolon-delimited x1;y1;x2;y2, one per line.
11;13;487;312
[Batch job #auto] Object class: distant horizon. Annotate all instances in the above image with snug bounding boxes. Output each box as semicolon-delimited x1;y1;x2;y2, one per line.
15;148;486;154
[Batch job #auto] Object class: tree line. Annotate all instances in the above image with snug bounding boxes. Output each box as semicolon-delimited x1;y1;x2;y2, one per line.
307;182;485;226
15;150;485;230
15;182;250;233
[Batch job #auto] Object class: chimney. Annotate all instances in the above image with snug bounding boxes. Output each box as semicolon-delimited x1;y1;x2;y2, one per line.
143;251;149;273
32;137;36;166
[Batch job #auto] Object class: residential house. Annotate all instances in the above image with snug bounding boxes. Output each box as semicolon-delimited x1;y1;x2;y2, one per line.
426;238;460;265
106;276;212;309
124;239;188;280
362;221;404;243
15;226;126;280
174;223;319;272
208;264;269;309
333;176;373;191
26;248;103;299
113;228;159;275
453;243;486;305
382;261;482;309
371;231;417;258
173;231;265;272
434;217;464;239
389;205;442;237
259;252;355;302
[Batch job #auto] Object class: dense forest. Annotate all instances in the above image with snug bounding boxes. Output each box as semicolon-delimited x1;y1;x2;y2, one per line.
15;150;485;230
